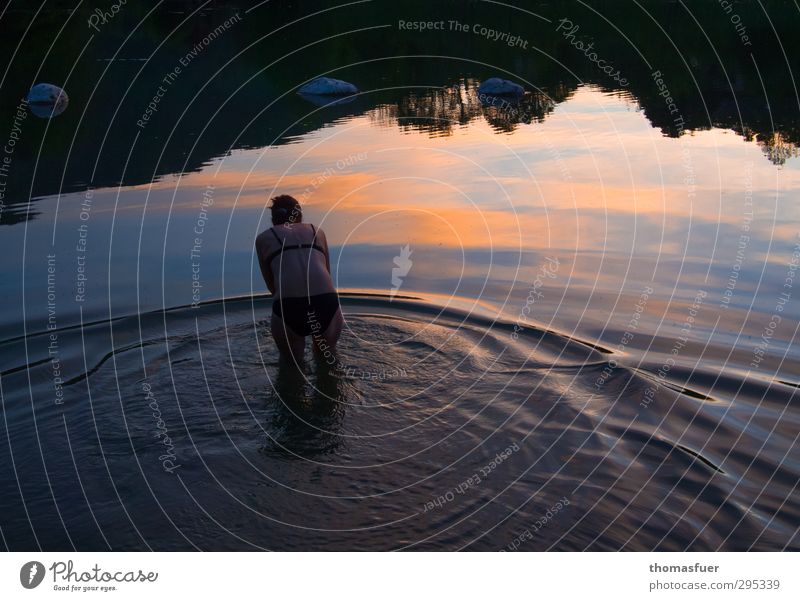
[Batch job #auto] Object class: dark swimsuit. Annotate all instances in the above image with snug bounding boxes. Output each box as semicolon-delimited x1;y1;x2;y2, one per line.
268;225;340;337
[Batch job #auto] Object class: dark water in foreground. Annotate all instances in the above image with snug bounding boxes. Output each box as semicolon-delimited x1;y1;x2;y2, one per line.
1;295;797;550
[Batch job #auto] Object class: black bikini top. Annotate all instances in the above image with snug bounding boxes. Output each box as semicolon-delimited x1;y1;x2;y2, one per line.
265;224;326;265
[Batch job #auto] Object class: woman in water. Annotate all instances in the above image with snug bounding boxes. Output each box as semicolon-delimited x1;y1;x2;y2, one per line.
256;195;343;364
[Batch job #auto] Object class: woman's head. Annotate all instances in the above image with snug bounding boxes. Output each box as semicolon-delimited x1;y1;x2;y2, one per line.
270;194;302;225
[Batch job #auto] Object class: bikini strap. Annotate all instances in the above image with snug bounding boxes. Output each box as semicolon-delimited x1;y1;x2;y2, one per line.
265;224;324;265
266;243;325;265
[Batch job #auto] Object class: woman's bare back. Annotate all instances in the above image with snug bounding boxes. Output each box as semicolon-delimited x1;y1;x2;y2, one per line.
256;223;334;298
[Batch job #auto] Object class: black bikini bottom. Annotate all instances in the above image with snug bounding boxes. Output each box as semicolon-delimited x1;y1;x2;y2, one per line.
272;293;340;337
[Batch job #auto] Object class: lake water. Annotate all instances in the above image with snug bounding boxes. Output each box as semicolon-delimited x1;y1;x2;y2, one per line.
0;1;798;550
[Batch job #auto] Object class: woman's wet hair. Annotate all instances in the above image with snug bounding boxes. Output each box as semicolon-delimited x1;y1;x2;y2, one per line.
270;194;302;225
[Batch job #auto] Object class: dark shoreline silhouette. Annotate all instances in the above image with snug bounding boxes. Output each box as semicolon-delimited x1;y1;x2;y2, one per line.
1;0;798;224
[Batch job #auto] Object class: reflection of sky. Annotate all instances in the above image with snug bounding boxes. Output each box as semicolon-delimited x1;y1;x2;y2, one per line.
164;87;799;254
5;87;799;372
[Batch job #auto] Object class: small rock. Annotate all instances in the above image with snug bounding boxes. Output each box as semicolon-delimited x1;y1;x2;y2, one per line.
27;83;69;118
477;77;524;97
298;77;358;96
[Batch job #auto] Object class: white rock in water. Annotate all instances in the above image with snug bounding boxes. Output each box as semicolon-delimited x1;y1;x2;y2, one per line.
298;77;358;96
477;77;524;96
27;83;69;118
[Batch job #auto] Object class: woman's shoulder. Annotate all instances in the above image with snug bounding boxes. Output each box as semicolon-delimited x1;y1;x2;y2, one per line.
297;222;321;238
255;227;278;249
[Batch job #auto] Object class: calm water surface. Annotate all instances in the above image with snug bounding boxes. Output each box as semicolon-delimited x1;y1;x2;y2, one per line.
0;1;798;550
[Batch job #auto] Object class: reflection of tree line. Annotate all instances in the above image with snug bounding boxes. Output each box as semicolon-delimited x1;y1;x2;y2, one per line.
368;79;568;135
746;131;798;167
368;78;798;165
2;0;799;224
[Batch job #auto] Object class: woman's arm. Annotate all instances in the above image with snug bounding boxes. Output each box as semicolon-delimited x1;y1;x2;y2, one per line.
319;228;332;274
255;234;276;294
